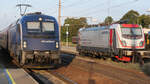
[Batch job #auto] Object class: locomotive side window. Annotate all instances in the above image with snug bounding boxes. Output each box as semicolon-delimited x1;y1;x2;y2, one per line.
27;22;40;32
42;22;54;32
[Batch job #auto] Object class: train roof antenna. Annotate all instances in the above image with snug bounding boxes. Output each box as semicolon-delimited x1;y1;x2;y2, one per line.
16;4;32;16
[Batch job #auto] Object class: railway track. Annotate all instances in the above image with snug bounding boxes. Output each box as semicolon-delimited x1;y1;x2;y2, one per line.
11;58;47;84
1;50;77;84
26;68;78;84
13;58;76;84
59;52;150;84
3;49;150;84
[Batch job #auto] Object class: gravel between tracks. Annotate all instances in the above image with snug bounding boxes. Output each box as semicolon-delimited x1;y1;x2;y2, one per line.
55;64;123;84
33;70;67;84
54;52;150;84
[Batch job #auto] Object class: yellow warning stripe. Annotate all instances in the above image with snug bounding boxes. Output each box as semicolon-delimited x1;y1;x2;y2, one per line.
6;69;16;84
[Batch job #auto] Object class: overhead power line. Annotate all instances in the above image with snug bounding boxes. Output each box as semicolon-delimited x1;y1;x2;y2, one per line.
63;0;86;8
79;0;139;16
16;0;32;16
72;1;106;15
16;4;32;16
63;0;93;10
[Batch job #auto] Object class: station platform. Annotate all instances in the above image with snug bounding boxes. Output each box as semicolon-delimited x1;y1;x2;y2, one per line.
0;50;38;84
0;64;38;84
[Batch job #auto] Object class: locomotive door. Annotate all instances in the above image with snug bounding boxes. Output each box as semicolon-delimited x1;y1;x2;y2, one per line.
16;24;21;56
110;29;117;54
7;31;9;50
112;29;118;55
7;26;17;56
7;30;11;52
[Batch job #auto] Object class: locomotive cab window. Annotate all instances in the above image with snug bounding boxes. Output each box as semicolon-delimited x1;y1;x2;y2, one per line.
27;22;40;32
121;27;142;39
42;22;54;32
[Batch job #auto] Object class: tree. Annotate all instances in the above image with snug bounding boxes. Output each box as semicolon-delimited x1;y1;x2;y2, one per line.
61;17;87;42
120;10;139;24
139;14;150;28
104;16;113;24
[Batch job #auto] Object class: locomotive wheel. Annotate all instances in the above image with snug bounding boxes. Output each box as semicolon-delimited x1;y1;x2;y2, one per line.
17;55;21;63
54;59;61;64
58;58;62;64
53;59;61;69
79;51;85;56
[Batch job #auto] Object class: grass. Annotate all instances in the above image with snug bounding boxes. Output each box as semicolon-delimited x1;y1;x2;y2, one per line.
79;56;142;72
102;59;141;71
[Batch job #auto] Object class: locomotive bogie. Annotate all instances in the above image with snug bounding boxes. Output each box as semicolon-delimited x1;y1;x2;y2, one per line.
21;51;60;63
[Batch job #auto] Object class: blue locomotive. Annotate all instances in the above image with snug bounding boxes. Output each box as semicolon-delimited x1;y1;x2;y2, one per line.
0;12;61;68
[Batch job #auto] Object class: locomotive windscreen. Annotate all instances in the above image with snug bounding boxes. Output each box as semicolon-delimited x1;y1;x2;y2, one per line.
121;27;142;39
27;21;55;32
27;22;40;32
42;22;54;32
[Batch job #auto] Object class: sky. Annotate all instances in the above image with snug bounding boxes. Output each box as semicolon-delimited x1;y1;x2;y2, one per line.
0;0;149;30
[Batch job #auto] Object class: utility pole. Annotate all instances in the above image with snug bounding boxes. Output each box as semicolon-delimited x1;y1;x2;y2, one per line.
58;0;61;46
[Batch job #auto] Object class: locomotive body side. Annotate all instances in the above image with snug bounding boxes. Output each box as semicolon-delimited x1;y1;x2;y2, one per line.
78;27;110;52
0;28;8;49
77;26;111;56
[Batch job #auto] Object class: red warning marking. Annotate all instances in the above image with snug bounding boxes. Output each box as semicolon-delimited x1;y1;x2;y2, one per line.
115;56;131;62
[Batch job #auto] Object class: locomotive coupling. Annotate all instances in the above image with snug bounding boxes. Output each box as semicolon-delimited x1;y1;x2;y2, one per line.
33;51;60;60
50;51;60;60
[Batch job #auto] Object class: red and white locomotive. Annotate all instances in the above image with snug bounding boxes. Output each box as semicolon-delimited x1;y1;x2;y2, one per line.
77;24;145;62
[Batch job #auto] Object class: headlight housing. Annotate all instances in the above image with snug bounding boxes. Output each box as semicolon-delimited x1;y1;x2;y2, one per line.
139;41;144;46
121;40;127;46
56;42;59;48
23;41;27;48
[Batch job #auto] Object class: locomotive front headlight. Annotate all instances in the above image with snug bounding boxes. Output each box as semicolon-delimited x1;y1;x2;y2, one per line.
45;51;49;54
121;40;127;46
34;51;38;54
23;41;27;48
39;17;42;21
139;41;144;46
56;42;59;48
